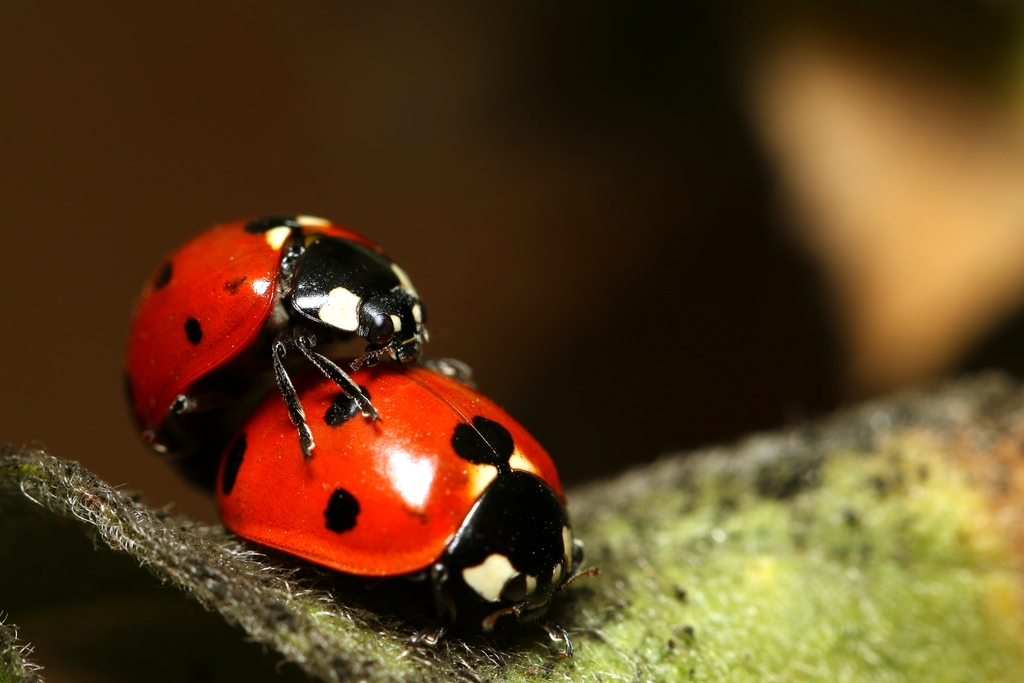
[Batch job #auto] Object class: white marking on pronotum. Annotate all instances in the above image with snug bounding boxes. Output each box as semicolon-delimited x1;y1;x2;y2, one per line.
264;226;292;250
412;303;423;324
318;287;362;331
391;263;418;297
463;553;518;603
562;526;572;565
551;563;563;586
467;464;498;499
525;574;538;595
389;314;402;333
296;215;331;227
509;448;540;476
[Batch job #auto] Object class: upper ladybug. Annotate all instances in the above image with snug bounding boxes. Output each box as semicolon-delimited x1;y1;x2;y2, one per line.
125;215;426;465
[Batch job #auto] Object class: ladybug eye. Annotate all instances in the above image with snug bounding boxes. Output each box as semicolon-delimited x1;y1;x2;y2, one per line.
357;298;396;345
368;314;395;345
500;573;527;602
500;572;539;603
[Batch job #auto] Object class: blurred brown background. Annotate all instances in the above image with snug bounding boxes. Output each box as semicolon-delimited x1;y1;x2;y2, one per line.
5;1;1024;525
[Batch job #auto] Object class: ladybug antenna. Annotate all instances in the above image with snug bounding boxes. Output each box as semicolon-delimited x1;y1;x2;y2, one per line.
557;566;600;594
481;603;523;632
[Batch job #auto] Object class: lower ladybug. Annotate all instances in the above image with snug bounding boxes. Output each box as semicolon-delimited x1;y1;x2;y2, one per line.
216;361;593;654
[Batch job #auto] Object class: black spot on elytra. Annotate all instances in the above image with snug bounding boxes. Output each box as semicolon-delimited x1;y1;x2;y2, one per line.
324;387;371;427
221;433;246;495
153;261;173;290
224;276;247;293
245;215;301;234
185;317;203;345
451;416;514;471
325;487;360;533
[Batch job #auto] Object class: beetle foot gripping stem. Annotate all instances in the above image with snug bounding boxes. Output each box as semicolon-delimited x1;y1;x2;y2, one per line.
410;624;448;648
539;620;574;658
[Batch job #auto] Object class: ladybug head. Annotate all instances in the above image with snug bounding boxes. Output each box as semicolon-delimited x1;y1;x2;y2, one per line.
356;289;426;366
289;235;427;363
437;471;583;632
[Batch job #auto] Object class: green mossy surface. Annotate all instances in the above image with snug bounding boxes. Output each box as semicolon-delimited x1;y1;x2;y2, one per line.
556;441;1024;682
3;375;1024;682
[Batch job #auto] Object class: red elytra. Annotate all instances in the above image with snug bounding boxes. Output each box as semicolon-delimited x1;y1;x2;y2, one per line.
216;363;563;577
124;217;378;448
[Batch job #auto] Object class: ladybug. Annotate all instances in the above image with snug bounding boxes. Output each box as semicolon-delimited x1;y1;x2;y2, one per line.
125;215;426;467
216;362;593;655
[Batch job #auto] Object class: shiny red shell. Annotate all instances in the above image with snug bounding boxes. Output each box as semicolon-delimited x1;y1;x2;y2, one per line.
216;364;563;577
125;217;378;440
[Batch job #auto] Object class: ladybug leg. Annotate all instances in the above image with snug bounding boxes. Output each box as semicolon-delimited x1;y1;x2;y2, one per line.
410;624;447;648
428;562;458;624
410;563;454;649
538;620;574;658
292;328;379;421
272;333;316;457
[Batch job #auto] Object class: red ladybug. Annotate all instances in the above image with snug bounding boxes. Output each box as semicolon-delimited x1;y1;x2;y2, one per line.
125;215;426;465
216;362;591;655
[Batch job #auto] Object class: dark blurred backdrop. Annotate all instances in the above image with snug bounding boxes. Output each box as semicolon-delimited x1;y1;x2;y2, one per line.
5;1;1024;523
